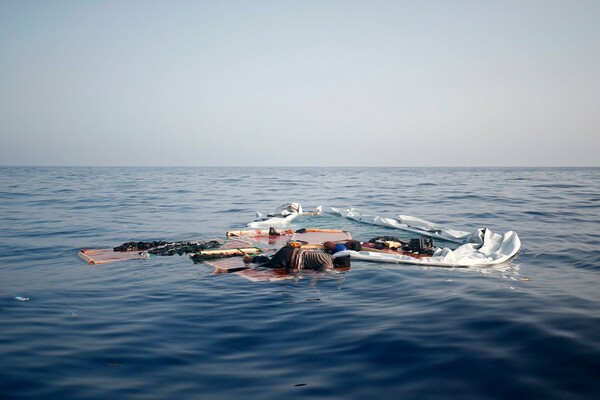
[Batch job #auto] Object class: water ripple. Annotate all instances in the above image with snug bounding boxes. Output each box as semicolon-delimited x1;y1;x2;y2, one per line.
0;167;599;399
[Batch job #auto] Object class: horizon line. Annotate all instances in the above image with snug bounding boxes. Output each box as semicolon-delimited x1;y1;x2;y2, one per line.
1;165;598;169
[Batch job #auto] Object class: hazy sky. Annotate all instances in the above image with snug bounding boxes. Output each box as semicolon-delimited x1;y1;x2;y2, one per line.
1;0;598;167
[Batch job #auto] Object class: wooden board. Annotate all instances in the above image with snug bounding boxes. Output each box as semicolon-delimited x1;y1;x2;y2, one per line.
203;246;281;273
77;248;147;265
226;229;292;249
195;247;261;257
290;229;352;245
226;229;293;237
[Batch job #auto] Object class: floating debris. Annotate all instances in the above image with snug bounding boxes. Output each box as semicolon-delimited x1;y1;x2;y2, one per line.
114;240;222;256
64;309;77;317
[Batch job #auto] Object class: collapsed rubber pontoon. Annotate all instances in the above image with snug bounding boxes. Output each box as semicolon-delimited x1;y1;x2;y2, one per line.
334;228;521;268
248;203;521;268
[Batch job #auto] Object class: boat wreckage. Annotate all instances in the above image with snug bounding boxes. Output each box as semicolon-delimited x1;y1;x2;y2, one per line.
78;203;521;278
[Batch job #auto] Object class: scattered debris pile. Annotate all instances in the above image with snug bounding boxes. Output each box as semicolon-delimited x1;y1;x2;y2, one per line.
113;240;222;256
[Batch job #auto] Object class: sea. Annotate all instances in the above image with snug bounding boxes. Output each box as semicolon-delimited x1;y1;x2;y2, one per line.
0;167;598;400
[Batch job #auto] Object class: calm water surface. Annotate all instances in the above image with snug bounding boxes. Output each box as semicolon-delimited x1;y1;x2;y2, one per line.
0;167;599;399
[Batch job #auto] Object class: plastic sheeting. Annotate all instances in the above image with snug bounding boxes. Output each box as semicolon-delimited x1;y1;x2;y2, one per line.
323;207;470;244
247;203;303;228
323;206;521;267
247;203;521;267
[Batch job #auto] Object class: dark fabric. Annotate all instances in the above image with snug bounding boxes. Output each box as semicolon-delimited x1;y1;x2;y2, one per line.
253;245;296;269
251;255;271;264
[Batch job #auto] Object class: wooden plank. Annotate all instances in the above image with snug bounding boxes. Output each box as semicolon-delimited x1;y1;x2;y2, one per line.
196;247;261;256
77;248;146;265
226;229;293;237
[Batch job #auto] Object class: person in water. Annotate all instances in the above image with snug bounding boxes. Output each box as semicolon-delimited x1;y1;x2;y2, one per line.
244;245;350;271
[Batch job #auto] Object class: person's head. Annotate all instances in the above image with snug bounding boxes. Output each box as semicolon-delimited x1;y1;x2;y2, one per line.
344;240;362;251
332;255;351;268
322;241;337;251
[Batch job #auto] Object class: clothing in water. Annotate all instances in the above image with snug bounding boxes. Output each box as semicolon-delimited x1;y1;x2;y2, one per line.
250;245;333;271
331;243;348;254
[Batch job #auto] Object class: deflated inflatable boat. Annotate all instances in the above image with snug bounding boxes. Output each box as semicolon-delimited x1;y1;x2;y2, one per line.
323;207;471;244
334;228;521;268
248;203;521;268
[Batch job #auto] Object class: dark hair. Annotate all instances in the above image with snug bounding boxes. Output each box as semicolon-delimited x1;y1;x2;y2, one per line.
332;255;351;268
345;240;362;252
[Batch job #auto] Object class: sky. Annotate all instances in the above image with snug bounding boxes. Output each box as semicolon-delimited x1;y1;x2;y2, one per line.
0;0;598;167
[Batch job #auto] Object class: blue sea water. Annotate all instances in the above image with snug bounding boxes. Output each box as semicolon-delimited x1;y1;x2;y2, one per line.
0;166;599;400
